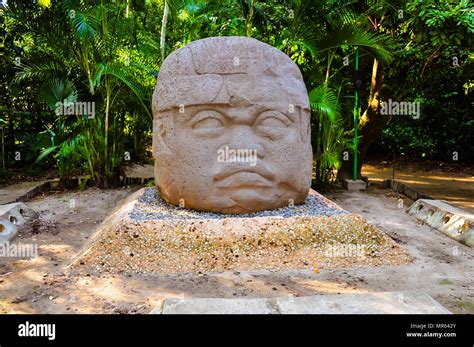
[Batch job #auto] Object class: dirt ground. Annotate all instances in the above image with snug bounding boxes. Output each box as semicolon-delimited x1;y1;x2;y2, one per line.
0;186;473;314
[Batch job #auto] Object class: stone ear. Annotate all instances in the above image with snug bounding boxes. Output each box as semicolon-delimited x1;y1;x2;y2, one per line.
153;115;174;156
299;108;311;143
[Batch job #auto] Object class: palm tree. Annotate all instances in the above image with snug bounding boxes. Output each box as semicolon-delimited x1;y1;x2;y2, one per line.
337;0;403;180
11;1;154;186
273;0;393;188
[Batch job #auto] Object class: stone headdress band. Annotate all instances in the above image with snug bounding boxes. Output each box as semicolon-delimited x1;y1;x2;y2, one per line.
153;37;310;112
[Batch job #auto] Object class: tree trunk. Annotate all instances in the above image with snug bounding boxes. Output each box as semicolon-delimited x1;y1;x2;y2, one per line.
160;1;169;63
125;0;130;18
1;127;5;172
338;58;391;180
246;0;254;37
104;77;111;188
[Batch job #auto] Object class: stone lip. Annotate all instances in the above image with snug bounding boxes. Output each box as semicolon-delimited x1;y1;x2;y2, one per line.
154;291;450;314
131;187;348;221
70;188;411;274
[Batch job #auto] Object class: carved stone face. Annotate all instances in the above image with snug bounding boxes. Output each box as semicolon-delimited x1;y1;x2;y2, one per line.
152;37;312;214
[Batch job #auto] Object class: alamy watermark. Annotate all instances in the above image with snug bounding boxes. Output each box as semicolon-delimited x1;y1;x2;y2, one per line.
18;321;55;341
55;100;95;119
0;242;38;259
324;244;374;258
217;146;258;167
380;99;420;119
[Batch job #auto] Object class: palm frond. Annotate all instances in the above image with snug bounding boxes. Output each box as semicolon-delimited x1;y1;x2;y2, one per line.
93;63;151;119
13;59;65;83
309;85;341;122
310;25;393;64
36;145;58;163
38;78;78;110
72;11;98;40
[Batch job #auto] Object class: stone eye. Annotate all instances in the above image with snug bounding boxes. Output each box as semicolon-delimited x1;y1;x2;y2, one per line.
191;110;225;130
254;110;291;138
255;110;290;128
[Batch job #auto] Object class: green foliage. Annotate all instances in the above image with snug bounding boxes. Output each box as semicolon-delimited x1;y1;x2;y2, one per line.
408;0;473;46
38;78;78;110
310;85;352;191
310;85;340;123
2;0;156;185
374;0;473;162
0;0;471;188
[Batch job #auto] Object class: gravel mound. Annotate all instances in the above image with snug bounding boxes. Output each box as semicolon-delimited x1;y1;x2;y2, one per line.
131;187;349;221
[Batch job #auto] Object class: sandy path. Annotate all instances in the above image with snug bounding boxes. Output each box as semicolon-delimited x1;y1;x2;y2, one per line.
363;163;474;212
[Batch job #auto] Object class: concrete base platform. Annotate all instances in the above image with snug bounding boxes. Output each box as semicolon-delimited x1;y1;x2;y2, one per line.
343;179;367;191
151;291;450;314
71;188;410;274
407;199;474;247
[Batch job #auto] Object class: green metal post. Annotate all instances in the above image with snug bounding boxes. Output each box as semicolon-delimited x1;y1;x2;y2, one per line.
353;47;359;181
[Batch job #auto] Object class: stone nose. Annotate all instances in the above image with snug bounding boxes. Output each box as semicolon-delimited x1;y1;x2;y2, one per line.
225;124;265;158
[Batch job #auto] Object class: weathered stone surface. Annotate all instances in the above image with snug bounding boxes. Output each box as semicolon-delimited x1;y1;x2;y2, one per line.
275;291;450;314
152;291;450;314
343;179;367;191
407;199;474;247
0;203;37;244
383;179;433;200
0;219;18;244
0;202;38;226
161;297;276;314
71;188;411;274
152;36;312;214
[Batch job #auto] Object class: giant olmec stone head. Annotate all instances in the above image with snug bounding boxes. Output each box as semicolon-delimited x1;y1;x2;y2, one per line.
152;36;312;214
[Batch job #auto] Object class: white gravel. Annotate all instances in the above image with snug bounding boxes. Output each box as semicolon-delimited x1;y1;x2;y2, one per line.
131;187;349;221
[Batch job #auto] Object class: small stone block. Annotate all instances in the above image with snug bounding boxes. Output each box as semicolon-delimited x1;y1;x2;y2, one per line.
343;179;367;191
